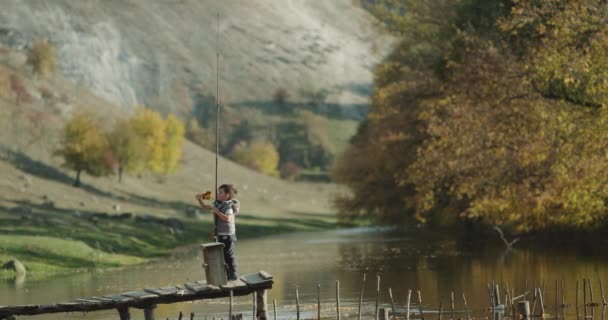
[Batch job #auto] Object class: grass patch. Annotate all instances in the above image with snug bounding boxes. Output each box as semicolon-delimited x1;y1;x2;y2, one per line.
0;211;337;281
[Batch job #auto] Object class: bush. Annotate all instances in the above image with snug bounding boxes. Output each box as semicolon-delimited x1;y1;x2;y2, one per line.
27;39;57;76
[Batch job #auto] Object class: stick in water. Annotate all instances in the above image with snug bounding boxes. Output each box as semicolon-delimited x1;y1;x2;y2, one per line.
318;284;321;320
375;276;381;320
438;298;444;320
273;299;277;320
389;288;396;320
336;280;341;320
418;290;425;320
296;286;300;320
462;293;471;320
407;289;412;320
358;274;366;320
451;291;455;320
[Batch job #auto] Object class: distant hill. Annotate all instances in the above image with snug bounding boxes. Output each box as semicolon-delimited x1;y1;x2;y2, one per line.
0;0;390;117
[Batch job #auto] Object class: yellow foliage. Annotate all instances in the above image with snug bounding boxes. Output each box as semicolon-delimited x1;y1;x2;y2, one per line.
107;118;146;177
56;113;110;185
163;114;185;174
129;107;167;174
233;142;279;177
27;39;57;76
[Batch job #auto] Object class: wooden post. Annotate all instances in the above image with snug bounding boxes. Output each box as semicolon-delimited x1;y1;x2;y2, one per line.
389;288;395;320
230;290;233;320
296;286;300;320
144;305;156;320
318;283;322;320
358;274;366;320
336;280;341;320
375;276;381;320
407;289;412;320
418;290;425;320
601;279;607;306
178;311;183;320
462;293;470;320
201;243;228;286
190;312;194;320
379;308;389;320
538;287;545;317
495;284;501;306
576;280;579;308
562;279;565;308
590;280;596;306
451;291;455;320
252;291;257;320
438;298;444;320
117;306;130;320
256;289;268;320
518;301;531;318
273;299;277;320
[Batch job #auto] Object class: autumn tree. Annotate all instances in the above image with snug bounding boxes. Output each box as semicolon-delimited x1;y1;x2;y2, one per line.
186;118;211;148
335;0;608;232
56;113;111;187
233;141;280;177
107;118;146;182
163;114;185;174
27;39;57;76
129;107;167;174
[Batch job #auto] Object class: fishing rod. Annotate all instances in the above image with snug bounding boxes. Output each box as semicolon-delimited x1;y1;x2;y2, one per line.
213;12;220;241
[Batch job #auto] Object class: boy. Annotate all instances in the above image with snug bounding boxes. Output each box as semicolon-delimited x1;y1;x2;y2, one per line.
196;184;239;281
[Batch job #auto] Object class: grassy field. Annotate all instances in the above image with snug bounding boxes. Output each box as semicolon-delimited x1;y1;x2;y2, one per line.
0;49;342;281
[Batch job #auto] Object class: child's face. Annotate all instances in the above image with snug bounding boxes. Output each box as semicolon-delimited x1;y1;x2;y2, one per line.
217;188;230;201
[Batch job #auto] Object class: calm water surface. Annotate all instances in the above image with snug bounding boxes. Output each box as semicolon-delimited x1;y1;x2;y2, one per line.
2;228;608;320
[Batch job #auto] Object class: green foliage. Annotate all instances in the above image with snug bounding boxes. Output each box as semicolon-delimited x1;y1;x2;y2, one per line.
335;0;608;233
56;113;111;186
27;39;57;76
186;118;212;148
233;141;280;177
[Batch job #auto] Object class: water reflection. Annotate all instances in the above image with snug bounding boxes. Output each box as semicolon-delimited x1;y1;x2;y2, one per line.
1;228;608;320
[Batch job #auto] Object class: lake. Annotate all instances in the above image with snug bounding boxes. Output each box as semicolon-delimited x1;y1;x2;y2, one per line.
2;227;608;320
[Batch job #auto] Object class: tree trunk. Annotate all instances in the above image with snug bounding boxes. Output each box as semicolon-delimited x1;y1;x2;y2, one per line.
74;170;81;187
118;165;123;183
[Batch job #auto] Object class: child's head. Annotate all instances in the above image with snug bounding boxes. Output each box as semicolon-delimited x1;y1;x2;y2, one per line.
217;184;238;201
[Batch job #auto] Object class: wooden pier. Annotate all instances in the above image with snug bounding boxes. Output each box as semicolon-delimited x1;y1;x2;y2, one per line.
0;271;272;320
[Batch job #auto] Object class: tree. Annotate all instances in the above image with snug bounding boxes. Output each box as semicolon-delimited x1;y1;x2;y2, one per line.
107;119;146;182
233;141;280;177
27;39;57;76
129;107;167;174
186;118;211;148
334;0;608;232
56;113;111;187
163;114;185;174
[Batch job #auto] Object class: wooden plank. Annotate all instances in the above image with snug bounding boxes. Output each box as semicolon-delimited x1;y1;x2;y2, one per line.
221;279;247;290
102;294;136;303
184;282;209;292
241;273;273;289
144;287;181;297
122;290;159;300
259;271;273;280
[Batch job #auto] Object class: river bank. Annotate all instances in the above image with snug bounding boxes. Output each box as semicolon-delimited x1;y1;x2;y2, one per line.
0;207;338;281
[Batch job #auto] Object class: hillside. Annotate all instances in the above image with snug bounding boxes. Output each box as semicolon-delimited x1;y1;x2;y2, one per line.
0;47;339;279
0;0;389;116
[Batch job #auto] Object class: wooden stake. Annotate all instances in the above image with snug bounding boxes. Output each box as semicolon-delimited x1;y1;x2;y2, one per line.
256;290;268;320
538;287;545;317
418;290;425;320
318;284;321;320
229;290;233;320
190;312;194;320
590;279;596;306
144;305;156;320
576;280;579;308
253;291;257;320
462;293;470;320
389;288;395;320
561;279;565;308
296;286;300;320
336;280;341;320
375;276;381;320
438;298;444;320
358;274;366;320
273;299;277;320
451;291;455;320
407;289;412;320
117;306;130;320
601;279;607;306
